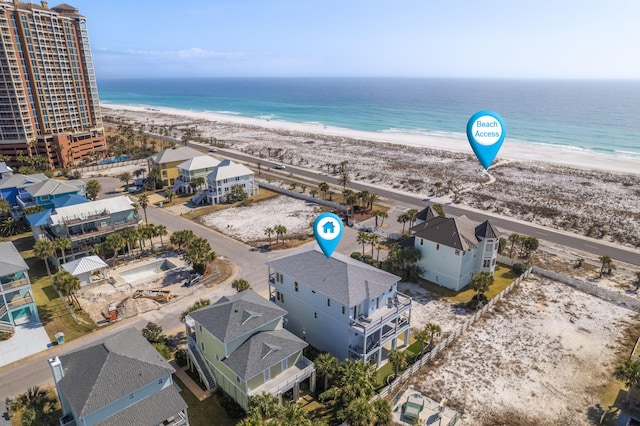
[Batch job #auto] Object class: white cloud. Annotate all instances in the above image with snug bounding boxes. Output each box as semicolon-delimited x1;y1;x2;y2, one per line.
96;47;244;59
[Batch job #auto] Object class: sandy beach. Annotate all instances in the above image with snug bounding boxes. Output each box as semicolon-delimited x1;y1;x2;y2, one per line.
101;104;640;248
103;103;640;175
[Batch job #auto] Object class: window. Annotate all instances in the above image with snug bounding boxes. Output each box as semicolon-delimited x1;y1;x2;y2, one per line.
158;378;163;385
436;243;440;250
201;342;205;352
483;259;491;267
492;258;496;266
277;292;285;303
342;306;345;315
455;250;460;255
129;393;134;399
485;242;493;252
327;298;331;307
420;238;423;246
314;312;317;319
199;325;202;332
294;281;298;292
276;273;283;283
237;375;241;383
281;358;288;369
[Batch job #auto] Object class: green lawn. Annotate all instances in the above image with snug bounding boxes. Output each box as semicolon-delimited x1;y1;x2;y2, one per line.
3;233;96;343
449;264;520;303
174;378;236;426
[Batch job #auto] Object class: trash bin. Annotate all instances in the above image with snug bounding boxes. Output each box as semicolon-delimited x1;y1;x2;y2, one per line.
55;332;65;345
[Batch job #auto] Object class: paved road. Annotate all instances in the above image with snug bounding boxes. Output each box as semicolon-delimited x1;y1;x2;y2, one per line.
197;143;640;267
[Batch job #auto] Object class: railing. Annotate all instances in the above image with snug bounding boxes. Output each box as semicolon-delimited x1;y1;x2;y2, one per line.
350;293;412;332
6;295;34;309
187;337;217;390
375;267;533;400
0;277;29;292
67;218;139;241
250;356;315;397
0;321;14;334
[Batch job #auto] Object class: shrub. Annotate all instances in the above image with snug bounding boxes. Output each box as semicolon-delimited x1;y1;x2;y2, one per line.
152;342;172;360
361;254;374;265
350;252;362;260
174;349;188;367
216;388;246;418
467;294;488;310
511;262;527;276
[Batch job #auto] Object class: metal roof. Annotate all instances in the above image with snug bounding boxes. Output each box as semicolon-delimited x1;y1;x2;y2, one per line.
61;256;108;276
177;155;220;171
206;159;253;182
49;195;135;225
0;242;28;276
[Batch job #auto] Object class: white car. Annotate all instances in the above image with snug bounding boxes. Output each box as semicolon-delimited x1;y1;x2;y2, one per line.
275;163;286;169
209;147;218;152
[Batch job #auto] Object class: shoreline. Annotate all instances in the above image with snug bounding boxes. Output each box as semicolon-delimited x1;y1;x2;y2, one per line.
101;103;640;176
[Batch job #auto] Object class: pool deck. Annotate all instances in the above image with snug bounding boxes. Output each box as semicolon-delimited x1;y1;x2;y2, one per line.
110;255;188;288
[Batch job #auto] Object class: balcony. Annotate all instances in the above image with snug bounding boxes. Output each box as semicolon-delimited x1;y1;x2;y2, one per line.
248;356;314;397
0;277;29;293
5;294;34;310
66;217;139;241
349;292;412;334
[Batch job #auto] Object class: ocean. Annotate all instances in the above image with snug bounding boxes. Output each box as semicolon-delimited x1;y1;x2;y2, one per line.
97;78;640;159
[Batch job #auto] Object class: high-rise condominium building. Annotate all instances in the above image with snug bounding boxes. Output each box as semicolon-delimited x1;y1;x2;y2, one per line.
0;1;106;170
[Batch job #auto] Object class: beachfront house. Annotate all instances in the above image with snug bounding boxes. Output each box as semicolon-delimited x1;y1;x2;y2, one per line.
28;195;140;266
204;159;258;205
409;215;499;291
266;247;411;367
185;289;315;410
49;327;189;426
0;242;38;335
175;155;221;194
147;146;204;187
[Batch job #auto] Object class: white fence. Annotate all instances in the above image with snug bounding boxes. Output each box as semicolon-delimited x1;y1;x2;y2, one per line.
375;267;533;400
257;180;347;212
74;158;147;173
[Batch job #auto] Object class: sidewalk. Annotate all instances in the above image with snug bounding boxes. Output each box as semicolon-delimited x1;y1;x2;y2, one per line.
170;360;212;401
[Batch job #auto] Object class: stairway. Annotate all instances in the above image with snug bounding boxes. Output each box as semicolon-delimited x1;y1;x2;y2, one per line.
187;342;216;390
191;192;207;206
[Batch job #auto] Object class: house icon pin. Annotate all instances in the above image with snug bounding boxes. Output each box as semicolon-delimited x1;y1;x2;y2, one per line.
322;221;335;234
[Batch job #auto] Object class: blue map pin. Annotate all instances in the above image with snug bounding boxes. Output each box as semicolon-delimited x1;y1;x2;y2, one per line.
313;212;344;258
466;110;506;170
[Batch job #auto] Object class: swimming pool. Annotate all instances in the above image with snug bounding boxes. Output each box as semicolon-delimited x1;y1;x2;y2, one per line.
119;259;177;284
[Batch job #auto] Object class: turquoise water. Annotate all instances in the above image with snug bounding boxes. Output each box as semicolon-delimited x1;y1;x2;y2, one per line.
98;78;640;159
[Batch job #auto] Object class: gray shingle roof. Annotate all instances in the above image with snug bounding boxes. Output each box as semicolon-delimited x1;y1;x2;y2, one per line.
416;206;437;222
58;328;175;418
189;290;287;344
223;329;307;380
95;385;187;426
0;242;29;276
266;247;399;306
0;173;48;190
475;220;499;239
412;215;498;250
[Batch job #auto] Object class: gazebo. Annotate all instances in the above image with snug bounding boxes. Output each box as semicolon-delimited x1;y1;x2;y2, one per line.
61;255;109;286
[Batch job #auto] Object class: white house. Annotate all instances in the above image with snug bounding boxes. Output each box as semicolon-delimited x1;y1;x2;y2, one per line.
266;247;411;367
410;215;499;291
175;155;221;194
205;159;258;205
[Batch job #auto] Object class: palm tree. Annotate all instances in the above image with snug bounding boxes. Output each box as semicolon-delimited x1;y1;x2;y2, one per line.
406;208;418;229
397;213;410;234
170;229;195;252
105;232;126;263
366;193;379;212
318;182;329;200
342;397;376;426
232;278;251;292
388;349;407;379
118;171;132;191
274;224;287;245
379;211;388;226
156;224;168;247
147;167;160;190
369;234;379;257
416;323;442;354
164;188;176;203
276;402;312;426
434;181;443;195
339;171;349;192
315;352;339;391
183;237;216;274
471;272;494;298
33;239;55;279
264;227;274;247
120;227;139;258
372;398;392;426
54;237;71;264
138;193;149;224
10;386;57;426
599;255;615;277
85;179;101;200
248;392;281;424
180;298;211;321
508;233;520;258
53;270;81;308
614;360;640;403
309;188;318;198
356;232;369;255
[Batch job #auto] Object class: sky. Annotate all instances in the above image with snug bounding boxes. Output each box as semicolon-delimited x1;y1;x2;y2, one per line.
61;0;640;79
